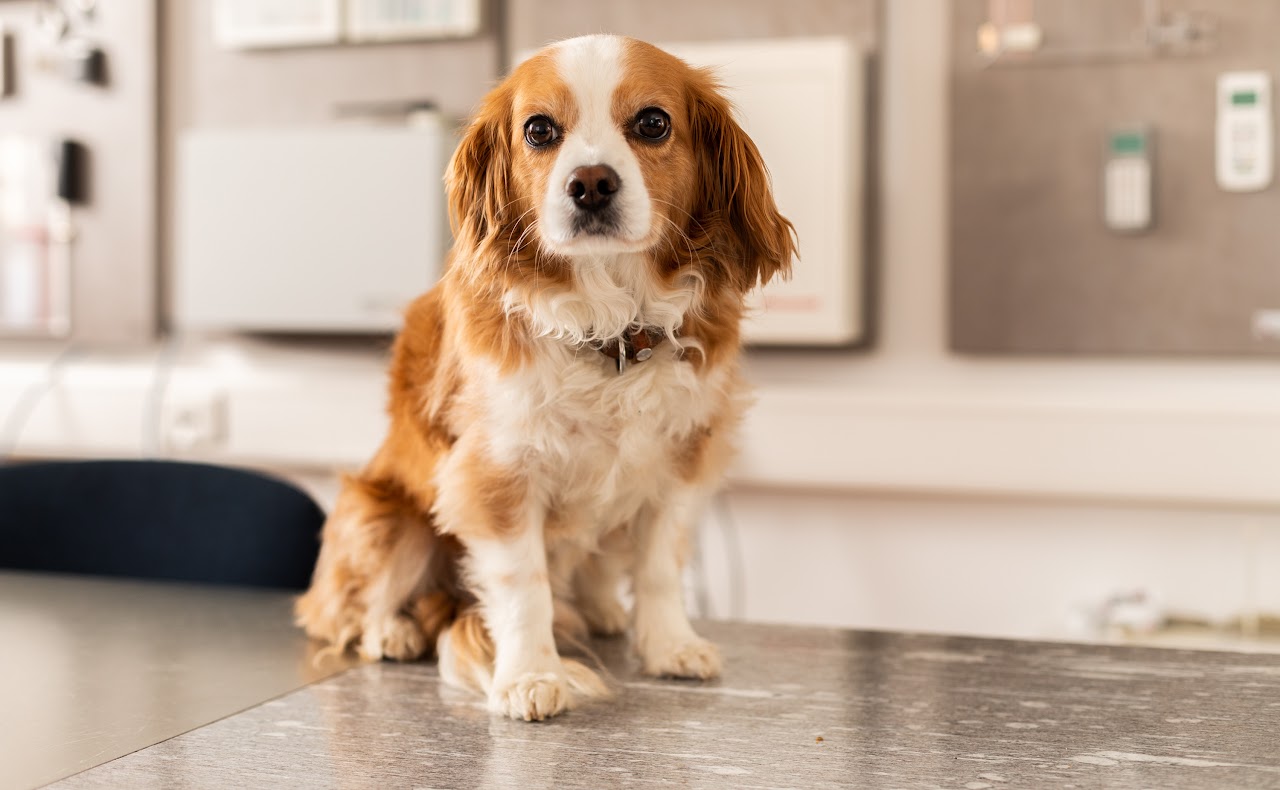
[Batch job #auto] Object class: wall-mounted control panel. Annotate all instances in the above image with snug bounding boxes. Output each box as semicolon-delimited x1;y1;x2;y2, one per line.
1104;127;1153;232
1216;71;1273;192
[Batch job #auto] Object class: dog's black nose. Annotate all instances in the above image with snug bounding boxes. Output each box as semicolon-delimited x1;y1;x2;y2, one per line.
566;165;620;212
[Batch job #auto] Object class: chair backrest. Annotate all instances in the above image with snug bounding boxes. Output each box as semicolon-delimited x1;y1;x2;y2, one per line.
0;460;324;589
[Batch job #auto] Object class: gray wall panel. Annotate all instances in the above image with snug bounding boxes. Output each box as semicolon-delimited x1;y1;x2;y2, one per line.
951;0;1280;355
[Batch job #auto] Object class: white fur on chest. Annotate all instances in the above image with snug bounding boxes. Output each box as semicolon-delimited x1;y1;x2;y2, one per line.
479;340;726;527
503;252;703;347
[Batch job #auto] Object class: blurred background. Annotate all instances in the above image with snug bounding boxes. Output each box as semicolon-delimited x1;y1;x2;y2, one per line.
1;0;1278;650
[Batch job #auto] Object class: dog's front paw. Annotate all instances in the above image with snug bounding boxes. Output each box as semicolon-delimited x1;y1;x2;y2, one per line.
358;614;426;662
489;671;570;721
641;637;722;680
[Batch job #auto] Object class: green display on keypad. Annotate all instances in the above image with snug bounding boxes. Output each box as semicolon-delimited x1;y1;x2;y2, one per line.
1110;132;1146;155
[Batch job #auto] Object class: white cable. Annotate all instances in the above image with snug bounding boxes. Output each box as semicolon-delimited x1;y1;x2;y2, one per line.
712;492;747;621
0;345;78;462
141;332;183;457
687;512;713;619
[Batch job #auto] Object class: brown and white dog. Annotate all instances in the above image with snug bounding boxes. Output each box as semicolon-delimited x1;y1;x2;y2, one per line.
296;34;795;721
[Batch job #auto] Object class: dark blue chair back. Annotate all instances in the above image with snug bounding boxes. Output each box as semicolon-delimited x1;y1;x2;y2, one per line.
0;460;324;589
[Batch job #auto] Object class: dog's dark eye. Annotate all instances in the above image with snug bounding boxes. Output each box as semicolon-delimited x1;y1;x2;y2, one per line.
634;108;671;141
524;116;559;147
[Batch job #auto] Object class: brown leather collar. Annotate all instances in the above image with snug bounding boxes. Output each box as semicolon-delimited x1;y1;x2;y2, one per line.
591;326;666;374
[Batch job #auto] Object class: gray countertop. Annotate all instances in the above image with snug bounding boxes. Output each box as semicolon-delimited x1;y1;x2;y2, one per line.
0;572;352;790
39;607;1280;789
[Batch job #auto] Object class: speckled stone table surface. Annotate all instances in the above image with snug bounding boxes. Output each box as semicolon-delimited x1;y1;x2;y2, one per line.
46;615;1280;789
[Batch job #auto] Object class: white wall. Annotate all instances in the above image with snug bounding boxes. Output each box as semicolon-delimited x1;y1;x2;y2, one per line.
703;490;1277;640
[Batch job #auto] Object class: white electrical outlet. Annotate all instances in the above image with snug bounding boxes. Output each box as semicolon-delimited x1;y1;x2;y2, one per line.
162;387;228;452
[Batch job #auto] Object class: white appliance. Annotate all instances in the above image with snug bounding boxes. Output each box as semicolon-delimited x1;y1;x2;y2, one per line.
213;0;343;49
662;37;867;346
345;0;481;42
175;119;448;333
212;0;481;49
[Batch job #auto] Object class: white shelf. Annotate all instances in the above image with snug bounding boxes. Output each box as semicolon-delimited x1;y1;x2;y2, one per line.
2;340;1280;509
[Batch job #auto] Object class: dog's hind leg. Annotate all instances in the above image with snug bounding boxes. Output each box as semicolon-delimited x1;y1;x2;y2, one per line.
572;528;631;637
356;521;435;661
296;475;437;662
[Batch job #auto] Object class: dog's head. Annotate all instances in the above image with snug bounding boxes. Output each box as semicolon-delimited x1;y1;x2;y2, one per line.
447;34;795;296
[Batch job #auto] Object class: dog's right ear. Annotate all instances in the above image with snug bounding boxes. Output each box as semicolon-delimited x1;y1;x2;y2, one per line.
446;86;513;248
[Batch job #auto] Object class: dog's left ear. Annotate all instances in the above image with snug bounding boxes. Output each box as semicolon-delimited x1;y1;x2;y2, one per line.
690;73;797;291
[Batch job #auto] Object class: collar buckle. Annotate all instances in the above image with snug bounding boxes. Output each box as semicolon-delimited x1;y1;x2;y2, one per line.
594;326;665;374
